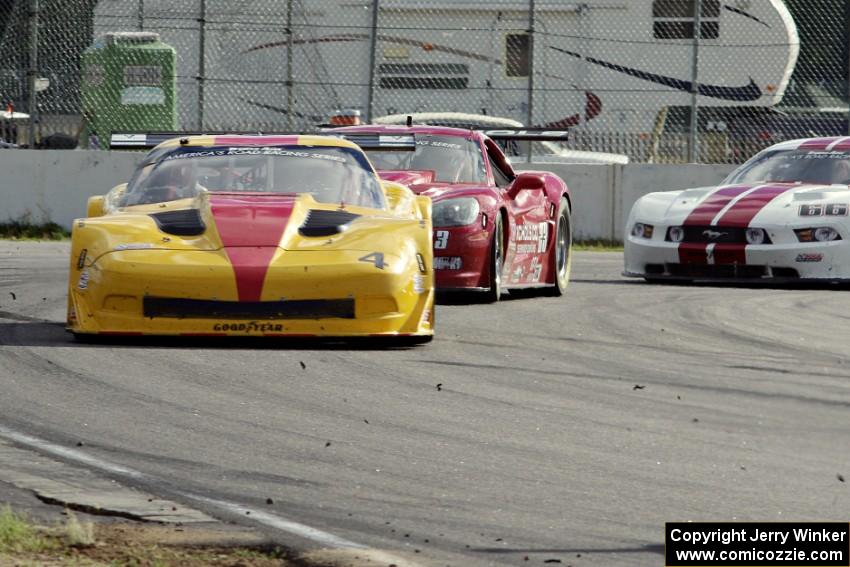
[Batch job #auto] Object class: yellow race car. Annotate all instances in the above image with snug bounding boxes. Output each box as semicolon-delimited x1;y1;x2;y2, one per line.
67;133;434;341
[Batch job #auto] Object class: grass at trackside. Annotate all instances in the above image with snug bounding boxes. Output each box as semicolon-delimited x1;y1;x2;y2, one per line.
0;219;69;240
0;505;58;554
0;504;290;566
574;239;623;252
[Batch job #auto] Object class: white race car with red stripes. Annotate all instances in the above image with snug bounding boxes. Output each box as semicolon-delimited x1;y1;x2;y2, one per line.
625;137;850;282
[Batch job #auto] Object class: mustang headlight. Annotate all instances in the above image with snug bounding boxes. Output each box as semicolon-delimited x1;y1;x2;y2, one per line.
630;223;654;239
745;228;766;245
795;227;842;242
433;197;480;227
814;227;840;242
667;226;685;243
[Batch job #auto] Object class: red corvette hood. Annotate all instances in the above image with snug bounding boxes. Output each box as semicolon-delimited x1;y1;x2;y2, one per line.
377;171;488;201
379;169;435;186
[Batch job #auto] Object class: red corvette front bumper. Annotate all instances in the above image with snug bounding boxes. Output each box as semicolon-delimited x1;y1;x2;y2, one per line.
432;224;492;290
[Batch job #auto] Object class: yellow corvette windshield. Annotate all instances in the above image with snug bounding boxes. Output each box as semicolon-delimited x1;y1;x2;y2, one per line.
121;145;385;209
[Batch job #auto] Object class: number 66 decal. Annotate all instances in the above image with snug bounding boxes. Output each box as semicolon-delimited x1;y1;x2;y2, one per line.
800;203;849;216
434;230;449;249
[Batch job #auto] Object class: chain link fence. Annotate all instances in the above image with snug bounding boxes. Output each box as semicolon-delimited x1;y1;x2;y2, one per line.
0;0;846;163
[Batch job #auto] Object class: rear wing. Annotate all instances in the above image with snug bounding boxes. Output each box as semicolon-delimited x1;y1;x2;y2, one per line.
477;129;569;142
323;133;416;151
110;131;302;150
323;129;568;152
110;132;202;149
110;131;417;152
111;129;567;151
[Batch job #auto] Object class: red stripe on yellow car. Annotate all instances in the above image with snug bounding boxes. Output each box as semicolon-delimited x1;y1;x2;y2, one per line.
210;195;296;302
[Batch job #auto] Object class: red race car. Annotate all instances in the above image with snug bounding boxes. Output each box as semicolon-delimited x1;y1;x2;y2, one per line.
332;124;572;300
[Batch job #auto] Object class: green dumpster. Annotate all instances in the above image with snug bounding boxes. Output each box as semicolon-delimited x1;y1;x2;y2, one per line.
81;32;177;149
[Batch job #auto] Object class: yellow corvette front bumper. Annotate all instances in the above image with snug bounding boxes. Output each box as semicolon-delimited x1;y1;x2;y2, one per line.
68;248;434;338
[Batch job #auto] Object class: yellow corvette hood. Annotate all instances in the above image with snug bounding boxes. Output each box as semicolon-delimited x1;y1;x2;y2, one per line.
85;192;415;303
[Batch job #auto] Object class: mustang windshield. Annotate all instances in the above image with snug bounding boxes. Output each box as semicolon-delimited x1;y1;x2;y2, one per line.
727;149;850;186
122;145;384;209
365;135;487;183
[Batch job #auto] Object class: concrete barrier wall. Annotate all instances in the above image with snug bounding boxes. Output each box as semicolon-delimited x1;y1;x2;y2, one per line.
1;150;143;229
0;150;736;241
516;162;736;241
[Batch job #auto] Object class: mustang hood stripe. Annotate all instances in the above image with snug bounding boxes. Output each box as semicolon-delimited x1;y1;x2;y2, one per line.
210;195;296;302
798;138;840;151
678;185;751;264
682;185;752;226
826;137;850;151
713;183;796;228
696;183;795;265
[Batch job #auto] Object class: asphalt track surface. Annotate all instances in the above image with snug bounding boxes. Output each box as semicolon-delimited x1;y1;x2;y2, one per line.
0;241;848;566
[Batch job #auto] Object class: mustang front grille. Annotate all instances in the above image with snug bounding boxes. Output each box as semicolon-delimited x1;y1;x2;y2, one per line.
668;226;773;244
143;297;355;319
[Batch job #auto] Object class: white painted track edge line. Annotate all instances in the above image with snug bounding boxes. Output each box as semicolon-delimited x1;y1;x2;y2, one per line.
0;425;367;550
184;494;366;549
0;425;143;478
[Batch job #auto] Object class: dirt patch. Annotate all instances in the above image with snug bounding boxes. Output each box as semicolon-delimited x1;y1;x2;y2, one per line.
0;518;292;566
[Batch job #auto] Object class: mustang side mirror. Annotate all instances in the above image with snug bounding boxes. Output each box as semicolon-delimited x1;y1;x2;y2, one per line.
383;181;416;216
507;172;546;199
87;195;106;218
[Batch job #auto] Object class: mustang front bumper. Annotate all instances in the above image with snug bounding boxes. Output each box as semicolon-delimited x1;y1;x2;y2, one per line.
624;236;850;281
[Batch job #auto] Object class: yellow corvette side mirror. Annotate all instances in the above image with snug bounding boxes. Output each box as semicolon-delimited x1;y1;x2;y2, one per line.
415;195;431;221
383;181;415;216
86;195;106;218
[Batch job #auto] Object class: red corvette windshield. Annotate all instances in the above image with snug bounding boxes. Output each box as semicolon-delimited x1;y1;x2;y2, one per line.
366;135;487;183
727;149;850;185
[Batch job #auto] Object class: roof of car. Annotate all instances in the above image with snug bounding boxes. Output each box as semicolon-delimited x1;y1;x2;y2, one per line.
765;137;850;152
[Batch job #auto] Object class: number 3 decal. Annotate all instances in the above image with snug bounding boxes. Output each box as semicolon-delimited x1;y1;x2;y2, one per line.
435;230;449;249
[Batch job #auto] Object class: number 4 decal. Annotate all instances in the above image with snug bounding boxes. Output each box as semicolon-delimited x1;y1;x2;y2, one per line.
359;252;385;269
435;230;449;249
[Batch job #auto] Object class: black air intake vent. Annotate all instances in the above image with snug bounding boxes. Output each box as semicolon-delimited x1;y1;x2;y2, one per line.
143;297;355;320
299;209;360;237
150;209;206;236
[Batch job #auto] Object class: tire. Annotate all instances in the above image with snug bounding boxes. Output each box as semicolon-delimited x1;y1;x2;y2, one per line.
399;334;434;346
544;197;572;296
71;332;101;344
484;213;504;303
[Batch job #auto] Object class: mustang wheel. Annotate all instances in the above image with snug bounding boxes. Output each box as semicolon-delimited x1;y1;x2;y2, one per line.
484;214;504;302
544;197;572;296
